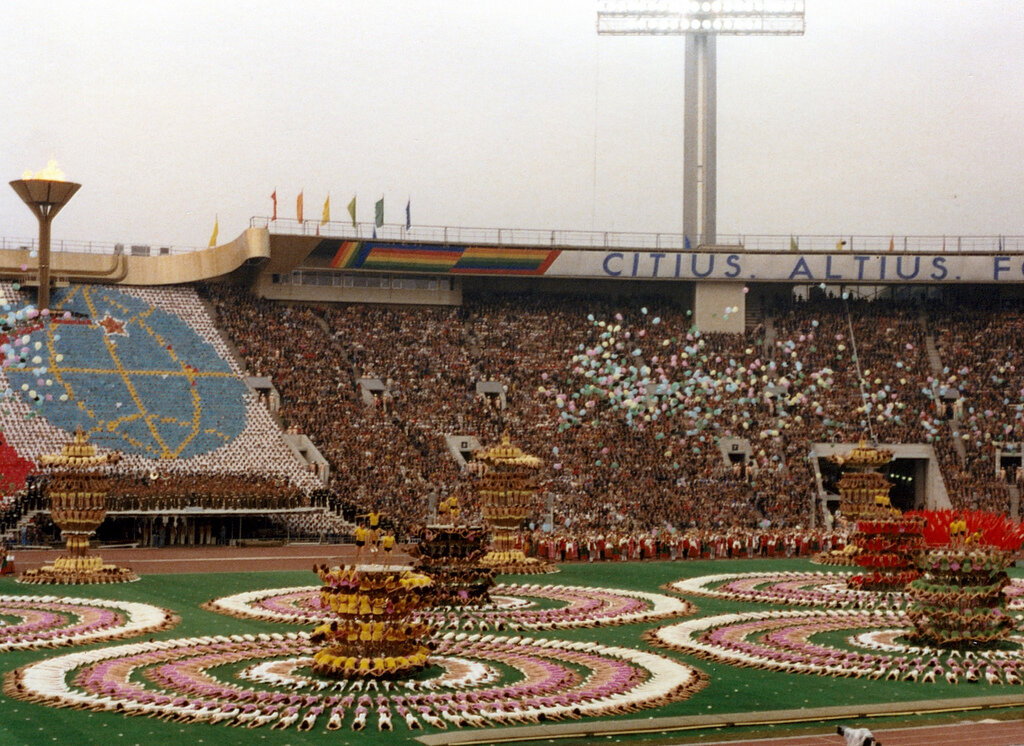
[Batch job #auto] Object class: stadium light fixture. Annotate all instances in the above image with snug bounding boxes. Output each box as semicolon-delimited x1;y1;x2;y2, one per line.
597;0;805;245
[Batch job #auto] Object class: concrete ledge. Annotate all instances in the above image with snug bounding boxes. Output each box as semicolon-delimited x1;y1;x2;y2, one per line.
414;694;1024;745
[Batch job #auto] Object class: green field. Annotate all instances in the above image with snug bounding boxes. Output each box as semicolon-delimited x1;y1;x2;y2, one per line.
1;558;1021;746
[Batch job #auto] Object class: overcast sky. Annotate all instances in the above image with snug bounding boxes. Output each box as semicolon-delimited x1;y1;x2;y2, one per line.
2;1;1022;249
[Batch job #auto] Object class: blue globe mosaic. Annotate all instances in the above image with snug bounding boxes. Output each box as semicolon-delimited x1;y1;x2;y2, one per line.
6;286;247;459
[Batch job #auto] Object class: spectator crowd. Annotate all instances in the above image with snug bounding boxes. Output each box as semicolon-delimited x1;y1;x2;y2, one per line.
196;284;1022;544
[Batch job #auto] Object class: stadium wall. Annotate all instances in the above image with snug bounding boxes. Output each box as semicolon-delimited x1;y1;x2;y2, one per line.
0;228;270;287
9;229;1024;335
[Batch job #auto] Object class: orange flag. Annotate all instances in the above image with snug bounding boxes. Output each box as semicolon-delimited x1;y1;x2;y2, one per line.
297;191;304;223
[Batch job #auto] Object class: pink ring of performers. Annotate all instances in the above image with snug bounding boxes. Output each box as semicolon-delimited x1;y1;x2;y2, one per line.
5;631;706;731
651;608;1024;685
669;571;1024;611
204;582;693;630
0;595;177;652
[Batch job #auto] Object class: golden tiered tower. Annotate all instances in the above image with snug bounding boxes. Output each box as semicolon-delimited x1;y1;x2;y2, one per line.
473;435;553;574
310;563;435;678
20;428;137;584
829;439;923;591
831;440;896;521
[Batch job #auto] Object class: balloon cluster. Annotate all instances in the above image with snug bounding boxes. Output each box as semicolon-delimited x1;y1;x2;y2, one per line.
543;309;853;445
1;294;74;418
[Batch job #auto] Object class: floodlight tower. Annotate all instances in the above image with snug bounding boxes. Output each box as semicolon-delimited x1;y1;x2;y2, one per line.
597;1;805;246
10;176;81;312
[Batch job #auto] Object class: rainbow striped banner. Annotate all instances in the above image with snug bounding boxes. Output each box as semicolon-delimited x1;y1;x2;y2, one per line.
325;240;560;275
452;246;559;275
327;241;370;269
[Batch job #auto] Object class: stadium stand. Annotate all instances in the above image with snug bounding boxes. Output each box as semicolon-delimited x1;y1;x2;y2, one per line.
0;281;337;546
200;283;1024;547
2;277;1021;551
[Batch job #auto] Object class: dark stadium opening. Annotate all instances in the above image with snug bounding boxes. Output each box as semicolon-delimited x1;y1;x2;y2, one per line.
727;452;747;477
817;457;923;513
816;457;843;496
880;458;918;512
999;454;1021;483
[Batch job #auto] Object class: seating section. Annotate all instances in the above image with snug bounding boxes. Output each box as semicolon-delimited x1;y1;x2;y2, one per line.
0;281;318;491
203;285;1024;539
5;277;1020;546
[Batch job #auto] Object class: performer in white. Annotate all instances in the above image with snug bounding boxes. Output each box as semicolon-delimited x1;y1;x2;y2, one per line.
837;725;881;746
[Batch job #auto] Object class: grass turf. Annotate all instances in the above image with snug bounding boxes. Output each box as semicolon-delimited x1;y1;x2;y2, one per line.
0;558;1021;746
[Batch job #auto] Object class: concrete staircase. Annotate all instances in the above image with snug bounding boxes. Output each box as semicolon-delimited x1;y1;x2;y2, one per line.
920;313;967;465
762;316;777;360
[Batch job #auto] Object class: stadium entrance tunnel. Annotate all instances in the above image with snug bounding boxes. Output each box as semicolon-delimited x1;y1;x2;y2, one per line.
813;443;947;515
880;457;924;512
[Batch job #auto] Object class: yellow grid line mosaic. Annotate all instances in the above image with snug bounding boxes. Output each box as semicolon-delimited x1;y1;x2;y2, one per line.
14;286;241;459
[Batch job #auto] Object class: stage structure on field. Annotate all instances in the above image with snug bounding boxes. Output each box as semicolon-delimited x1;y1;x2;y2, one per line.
473;436;554;574
21;427;137;584
830;440;924;591
309;562;435;679
907;510;1024;646
409;496;495;607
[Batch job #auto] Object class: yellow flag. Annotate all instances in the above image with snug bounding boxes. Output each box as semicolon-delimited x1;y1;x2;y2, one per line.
322;195;330;225
208;216;219;248
297;191;304;223
347;195;357;227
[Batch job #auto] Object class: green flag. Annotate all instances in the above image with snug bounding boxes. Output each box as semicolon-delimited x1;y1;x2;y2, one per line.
789;235;798;252
375;197;384;228
347;195;357;227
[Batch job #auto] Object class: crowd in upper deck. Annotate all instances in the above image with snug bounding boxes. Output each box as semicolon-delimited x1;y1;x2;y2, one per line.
200;284;1022;537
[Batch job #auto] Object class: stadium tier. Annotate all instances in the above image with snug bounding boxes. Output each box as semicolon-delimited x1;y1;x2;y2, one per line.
0;281;334;544
202;284;1018;539
3;276;1022;548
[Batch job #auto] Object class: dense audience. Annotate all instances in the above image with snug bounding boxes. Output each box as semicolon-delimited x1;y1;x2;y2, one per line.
201;284;1023;542
3;278;1022;551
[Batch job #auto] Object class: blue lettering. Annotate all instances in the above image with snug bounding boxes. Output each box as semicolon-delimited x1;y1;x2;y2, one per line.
691;254;715;278
929;256;947;280
724;254;741;278
825;255;842;279
649;252;666;277
878;255;887;280
994;256;1010;280
896;256;920;280
602;252;623;277
788;257;814;280
853;255;870;280
675;253;682;278
631;253;640;277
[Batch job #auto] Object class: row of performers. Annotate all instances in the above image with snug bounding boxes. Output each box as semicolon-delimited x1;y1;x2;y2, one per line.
523;528;849;562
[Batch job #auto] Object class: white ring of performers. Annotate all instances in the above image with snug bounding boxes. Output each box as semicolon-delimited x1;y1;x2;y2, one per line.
204;582;692;630
0;595;177;652
652;608;1024;685
669;571;1024;611
6;631;706;731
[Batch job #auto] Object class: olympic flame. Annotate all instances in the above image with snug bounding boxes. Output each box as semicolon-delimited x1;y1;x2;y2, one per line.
22;159;66;181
